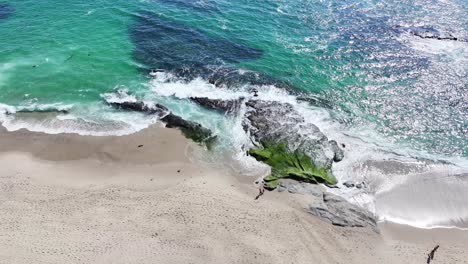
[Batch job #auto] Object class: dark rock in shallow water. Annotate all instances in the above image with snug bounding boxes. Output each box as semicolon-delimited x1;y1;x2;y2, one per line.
309;192;377;230
190;97;244;114
404;26;442;39
396;25;467;42
297;96;334;109
0;2;14;20
108;101;169;116
16;109;70;115
329;140;344;162
343;181;355;188
244;100;343;187
325;183;339;189
161;113;216;144
201;67;295;91
105;95;215;145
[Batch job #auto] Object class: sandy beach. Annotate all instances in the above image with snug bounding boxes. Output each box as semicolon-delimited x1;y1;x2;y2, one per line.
0;126;467;264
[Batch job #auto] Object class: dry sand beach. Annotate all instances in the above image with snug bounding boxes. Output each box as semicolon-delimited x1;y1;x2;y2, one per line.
0;126;467;264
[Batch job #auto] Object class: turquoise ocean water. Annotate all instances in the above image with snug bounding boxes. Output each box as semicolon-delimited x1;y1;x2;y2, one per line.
1;0;467;228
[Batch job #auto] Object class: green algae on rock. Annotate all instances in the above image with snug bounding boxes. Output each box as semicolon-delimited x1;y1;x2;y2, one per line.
248;143;337;189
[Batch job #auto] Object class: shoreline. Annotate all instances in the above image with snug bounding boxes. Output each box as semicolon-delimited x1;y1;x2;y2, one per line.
1;126;467;263
380;221;468;246
380;220;468;232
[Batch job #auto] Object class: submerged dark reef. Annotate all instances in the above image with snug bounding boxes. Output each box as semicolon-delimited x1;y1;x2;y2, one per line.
130;12;262;70
129;12;295;90
0;2;14;20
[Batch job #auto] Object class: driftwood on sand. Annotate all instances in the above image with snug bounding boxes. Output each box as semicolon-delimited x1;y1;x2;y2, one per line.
427;245;439;264
254;186;265;200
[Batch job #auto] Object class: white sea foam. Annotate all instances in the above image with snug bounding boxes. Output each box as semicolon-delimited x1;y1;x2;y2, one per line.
18;102;74;113
402;34;468;61
148;71;250;100
0;101;158;136
101;88;139;104
0;103;16;115
375;166;468;229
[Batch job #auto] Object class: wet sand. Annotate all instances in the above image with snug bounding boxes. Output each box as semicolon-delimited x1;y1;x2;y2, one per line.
0;126;467;264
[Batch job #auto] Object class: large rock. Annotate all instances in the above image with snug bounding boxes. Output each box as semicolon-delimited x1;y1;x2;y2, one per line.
189;97;345;187
188;97;345;168
188;97;337;156
308;192;377;230
243;100;342;171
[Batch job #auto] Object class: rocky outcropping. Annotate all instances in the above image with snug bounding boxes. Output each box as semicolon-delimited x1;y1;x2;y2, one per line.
308;192;377;230
189;97;345;187
190;97;244;114
160;113;215;144
277;179;377;230
329;140;344;162
243;100;342;171
105;93;216;145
